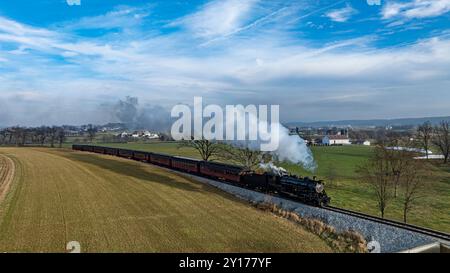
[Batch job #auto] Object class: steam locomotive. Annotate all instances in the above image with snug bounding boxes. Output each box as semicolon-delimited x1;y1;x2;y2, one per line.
72;144;331;207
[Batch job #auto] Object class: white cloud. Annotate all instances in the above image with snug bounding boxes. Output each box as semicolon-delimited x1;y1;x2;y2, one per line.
325;5;357;22
171;0;257;38
0;17;54;37
58;6;150;31
382;0;450;19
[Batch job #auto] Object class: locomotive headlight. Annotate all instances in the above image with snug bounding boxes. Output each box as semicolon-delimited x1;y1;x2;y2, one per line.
315;183;324;193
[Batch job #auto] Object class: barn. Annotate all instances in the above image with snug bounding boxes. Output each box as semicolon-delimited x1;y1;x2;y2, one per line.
322;135;351;145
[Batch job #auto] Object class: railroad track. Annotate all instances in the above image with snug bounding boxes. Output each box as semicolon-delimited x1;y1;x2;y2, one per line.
193;172;450;243
187;168;450;243
324;205;450;242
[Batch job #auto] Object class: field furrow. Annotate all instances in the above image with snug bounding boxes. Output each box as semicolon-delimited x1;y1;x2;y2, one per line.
0;154;15;204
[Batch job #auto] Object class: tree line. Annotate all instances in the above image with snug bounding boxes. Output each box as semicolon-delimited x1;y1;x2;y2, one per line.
0;125;98;147
0;126;67;147
416;121;450;163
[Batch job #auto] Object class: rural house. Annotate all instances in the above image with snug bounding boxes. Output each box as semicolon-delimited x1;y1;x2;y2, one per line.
322;135;351;145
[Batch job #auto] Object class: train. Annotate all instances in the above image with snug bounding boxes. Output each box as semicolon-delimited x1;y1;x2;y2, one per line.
72;144;331;207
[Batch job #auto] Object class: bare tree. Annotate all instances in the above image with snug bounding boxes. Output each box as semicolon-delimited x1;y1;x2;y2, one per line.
29;128;39;145
399;159;427;223
19;127;27;146
178;137;222;161
433;121;450;164
357;146;393;218
7;128;13;144
0;129;7;145
49;126;58;148
57;128;66;148
386;143;410;198
37;126;48;146
219;144;262;171
86;124;97;143
9;127;25;146
417;121;433;159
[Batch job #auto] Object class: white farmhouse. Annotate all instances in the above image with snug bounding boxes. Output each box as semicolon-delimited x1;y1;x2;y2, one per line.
363;140;371;146
143;131;159;139
322;135;351;145
120;131;130;138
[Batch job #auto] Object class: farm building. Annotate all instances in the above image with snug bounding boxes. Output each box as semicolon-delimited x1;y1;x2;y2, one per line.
322;135;351;145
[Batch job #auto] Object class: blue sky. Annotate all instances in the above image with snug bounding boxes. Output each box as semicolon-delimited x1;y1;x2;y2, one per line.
0;0;449;126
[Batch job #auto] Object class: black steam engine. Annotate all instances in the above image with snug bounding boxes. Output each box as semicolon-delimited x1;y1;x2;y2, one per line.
72;145;331;207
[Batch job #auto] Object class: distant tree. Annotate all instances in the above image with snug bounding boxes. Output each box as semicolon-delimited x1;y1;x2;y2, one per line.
19;127;27;146
9;127;17;146
6;128;13;144
374;128;388;145
37;126;48;146
219;144;262;171
385;131;404;145
433;121;450;164
49;126;58;147
158;133;174;142
86;124;97;143
417;121;433;160
0;129;7;145
357;146;393;218
28;128;38;145
10;127;23;146
178;137;222;161
57;128;66;148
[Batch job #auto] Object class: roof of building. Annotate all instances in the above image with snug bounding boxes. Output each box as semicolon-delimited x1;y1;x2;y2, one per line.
324;135;349;140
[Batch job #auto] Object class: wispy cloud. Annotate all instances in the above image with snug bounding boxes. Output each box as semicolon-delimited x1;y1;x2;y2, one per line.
170;0;257;39
0;17;54;37
382;0;450;19
325;4;357;22
56;5;152;31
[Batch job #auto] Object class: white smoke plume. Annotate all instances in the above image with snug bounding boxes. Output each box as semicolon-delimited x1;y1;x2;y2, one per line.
274;126;317;172
224;107;318;172
259;162;288;176
171;98;317;172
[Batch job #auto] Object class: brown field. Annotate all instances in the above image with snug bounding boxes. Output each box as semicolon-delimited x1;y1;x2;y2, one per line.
0;148;331;253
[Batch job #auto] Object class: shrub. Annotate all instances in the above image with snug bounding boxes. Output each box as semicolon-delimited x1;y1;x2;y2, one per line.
252;201;368;253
